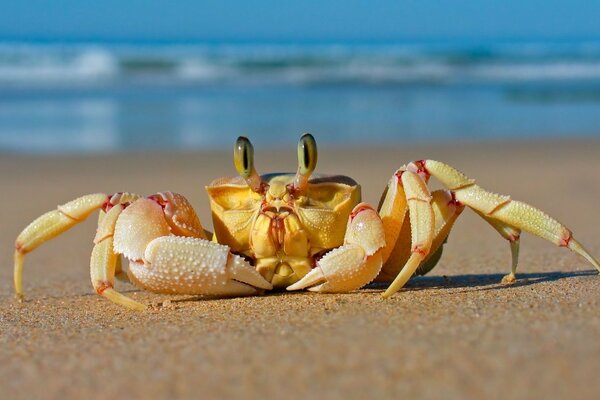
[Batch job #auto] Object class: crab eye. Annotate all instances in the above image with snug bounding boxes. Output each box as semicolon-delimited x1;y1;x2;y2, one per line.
297;133;317;176
234;136;254;178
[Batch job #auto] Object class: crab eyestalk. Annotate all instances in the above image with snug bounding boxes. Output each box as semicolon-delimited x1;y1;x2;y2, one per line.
234;136;265;193
292;133;317;193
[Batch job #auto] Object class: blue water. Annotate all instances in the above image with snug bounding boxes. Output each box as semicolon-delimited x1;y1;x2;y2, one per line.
1;39;600;153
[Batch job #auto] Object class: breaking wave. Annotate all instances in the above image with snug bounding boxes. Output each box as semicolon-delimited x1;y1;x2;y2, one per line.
2;40;600;87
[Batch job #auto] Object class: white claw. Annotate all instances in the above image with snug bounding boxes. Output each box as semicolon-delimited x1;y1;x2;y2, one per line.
129;236;271;296
287;203;385;293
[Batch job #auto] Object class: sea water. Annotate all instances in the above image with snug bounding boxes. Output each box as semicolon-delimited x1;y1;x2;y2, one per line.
1;38;600;153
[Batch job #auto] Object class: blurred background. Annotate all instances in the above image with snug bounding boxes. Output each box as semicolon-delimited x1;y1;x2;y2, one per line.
1;0;600;153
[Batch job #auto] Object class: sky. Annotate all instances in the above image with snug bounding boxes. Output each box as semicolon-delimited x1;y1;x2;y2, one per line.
1;0;600;42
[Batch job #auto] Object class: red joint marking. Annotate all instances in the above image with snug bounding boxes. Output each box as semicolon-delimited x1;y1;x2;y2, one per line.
412;246;429;257
103;192;130;212
350;204;373;220
447;191;462;207
394;170;405;180
148;194;167;209
414;160;430;177
15;243;27;254
508;233;520;242
559;232;573;247
96;281;113;295
101;195;113;212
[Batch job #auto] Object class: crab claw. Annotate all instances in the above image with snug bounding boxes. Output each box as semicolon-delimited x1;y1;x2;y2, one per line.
287;203;386;292
130;236;273;296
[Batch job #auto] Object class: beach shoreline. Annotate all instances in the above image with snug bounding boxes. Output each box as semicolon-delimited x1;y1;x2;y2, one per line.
2;138;600;400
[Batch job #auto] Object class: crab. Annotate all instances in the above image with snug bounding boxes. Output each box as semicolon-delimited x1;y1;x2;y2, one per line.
13;134;600;310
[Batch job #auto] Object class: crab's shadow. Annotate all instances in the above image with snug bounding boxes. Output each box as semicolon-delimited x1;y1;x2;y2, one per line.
367;269;597;293
168;269;598;305
12;269;595;307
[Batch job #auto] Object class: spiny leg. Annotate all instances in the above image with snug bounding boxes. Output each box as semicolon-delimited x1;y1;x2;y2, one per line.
418;160;600;273
91;204;145;310
382;171;435;298
377;189;464;281
416;190;465;276
377;171;408;265
98;210;129;283
14;193;108;300
14;192;142;302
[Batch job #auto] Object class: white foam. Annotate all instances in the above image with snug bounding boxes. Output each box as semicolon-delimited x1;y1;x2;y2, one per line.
0;48;117;84
177;59;228;81
473;62;600;81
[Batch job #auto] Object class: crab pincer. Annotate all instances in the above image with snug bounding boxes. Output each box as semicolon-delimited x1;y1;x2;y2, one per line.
287;203;386;292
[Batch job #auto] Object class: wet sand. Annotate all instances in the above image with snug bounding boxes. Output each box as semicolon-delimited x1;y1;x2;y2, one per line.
1;139;600;400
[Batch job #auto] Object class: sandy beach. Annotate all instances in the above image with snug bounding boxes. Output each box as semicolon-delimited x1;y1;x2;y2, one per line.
1;138;600;400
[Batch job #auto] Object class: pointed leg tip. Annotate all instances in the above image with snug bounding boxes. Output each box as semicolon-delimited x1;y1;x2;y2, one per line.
501;273;517;285
15;293;24;303
128;303;148;312
102;288;147;311
125;303;149;312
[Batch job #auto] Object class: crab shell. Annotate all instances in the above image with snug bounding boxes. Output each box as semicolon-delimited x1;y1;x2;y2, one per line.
207;173;361;287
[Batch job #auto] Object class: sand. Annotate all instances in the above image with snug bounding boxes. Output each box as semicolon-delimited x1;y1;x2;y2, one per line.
1;139;600;400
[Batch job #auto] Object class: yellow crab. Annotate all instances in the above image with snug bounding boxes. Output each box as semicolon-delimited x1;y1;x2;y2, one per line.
13;134;600;310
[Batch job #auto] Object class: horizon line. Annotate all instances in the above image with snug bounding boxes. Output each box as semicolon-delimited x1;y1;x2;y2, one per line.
3;34;600;45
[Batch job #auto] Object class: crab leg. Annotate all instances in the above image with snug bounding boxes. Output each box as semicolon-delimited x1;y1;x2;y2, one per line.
418;160;600;273
377;189;465;281
98;212;128;282
473;210;521;283
287;203;386;292
14;193;108;299
382;171;435;298
377;171;409;264
91;204;146;310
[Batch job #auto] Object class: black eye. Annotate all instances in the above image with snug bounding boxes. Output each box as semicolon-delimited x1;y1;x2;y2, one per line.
234;136;254;178
298;133;317;175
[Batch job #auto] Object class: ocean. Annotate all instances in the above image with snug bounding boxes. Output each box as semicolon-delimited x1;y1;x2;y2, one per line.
1;39;600;153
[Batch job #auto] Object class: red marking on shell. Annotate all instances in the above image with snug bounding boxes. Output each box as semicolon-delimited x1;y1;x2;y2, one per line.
269;216;286;247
